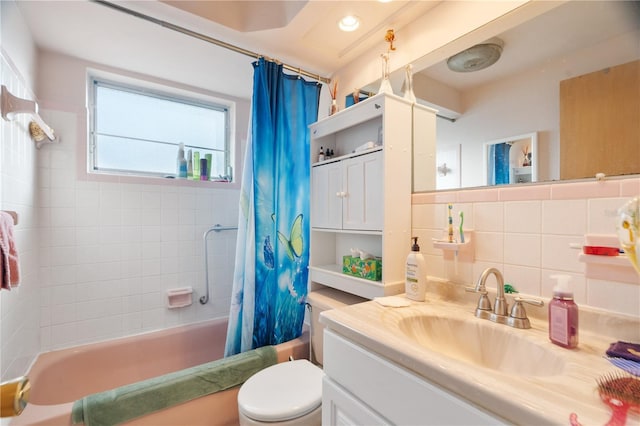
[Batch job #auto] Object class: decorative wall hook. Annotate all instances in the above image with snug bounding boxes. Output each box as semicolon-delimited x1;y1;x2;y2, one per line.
384;29;396;51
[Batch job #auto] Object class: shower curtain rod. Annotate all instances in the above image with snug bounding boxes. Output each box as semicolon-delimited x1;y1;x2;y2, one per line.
92;0;331;84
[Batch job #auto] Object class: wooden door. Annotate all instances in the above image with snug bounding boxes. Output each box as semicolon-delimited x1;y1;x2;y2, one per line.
560;60;639;180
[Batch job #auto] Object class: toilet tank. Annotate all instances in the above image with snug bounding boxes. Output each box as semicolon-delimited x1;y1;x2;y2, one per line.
307;288;366;365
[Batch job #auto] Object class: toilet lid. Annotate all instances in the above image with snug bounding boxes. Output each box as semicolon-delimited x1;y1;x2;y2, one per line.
238;359;323;422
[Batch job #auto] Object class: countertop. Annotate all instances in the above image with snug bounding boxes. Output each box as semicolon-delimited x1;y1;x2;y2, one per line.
319;284;640;425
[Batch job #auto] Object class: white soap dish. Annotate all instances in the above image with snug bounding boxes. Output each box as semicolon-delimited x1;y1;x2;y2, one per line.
166;287;193;309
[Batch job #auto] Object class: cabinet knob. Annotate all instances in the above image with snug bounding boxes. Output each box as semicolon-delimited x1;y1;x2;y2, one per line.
336;191;347;198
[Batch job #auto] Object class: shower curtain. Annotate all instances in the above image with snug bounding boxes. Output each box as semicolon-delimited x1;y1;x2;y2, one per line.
225;58;321;356
488;143;511;185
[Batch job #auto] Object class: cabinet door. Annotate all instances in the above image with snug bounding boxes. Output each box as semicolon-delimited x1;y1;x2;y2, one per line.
342;151;383;231
311;162;343;229
323;377;391;426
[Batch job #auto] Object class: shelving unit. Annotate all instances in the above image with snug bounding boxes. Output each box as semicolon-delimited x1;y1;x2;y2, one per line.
308;93;436;299
512;166;532;183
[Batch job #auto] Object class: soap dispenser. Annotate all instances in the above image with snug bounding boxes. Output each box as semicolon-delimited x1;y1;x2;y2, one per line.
548;274;578;349
405;237;427;301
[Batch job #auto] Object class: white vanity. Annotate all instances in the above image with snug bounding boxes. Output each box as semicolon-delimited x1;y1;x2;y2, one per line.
319;284;640;425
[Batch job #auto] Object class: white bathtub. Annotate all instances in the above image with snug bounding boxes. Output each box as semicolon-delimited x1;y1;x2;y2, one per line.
13;318;309;425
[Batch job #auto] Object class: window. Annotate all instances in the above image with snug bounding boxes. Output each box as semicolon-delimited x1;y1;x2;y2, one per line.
88;76;231;181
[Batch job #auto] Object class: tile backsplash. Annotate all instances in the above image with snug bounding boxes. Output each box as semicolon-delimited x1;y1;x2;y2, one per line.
412;178;640;317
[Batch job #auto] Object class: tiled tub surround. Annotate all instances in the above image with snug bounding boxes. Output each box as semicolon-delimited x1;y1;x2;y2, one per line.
36;109;241;352
320;281;640;425
412;176;640;317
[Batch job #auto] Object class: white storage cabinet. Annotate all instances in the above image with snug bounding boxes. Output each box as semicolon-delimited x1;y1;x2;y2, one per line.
309;93;428;299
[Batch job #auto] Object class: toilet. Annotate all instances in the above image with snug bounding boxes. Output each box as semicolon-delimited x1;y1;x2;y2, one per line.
237;288;366;425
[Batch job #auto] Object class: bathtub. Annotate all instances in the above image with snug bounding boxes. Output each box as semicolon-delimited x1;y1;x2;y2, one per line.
13;318;309;426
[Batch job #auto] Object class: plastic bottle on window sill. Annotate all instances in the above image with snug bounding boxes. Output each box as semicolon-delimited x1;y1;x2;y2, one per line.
187;149;193;179
177;143;187;179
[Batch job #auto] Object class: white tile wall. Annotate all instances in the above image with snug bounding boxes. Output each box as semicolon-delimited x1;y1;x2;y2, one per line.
36;109;240;351
0;53;41;380
412;179;640;317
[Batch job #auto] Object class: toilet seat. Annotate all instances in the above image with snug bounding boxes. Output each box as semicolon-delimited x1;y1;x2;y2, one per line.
238;359;323;422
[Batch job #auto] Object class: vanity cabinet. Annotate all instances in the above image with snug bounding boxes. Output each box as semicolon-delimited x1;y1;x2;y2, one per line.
322;329;507;426
309;93;435;299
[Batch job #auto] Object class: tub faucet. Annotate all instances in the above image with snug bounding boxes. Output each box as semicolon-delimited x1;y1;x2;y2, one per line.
477;267;508;317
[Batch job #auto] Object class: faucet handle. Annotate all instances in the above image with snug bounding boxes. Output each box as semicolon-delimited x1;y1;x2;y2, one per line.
465;286;492;312
510;297;544;319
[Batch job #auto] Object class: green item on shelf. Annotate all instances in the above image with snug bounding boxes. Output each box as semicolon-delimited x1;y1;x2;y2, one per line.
504;284;519;294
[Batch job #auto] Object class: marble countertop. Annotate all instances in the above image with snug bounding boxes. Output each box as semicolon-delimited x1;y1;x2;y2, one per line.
319;285;640;425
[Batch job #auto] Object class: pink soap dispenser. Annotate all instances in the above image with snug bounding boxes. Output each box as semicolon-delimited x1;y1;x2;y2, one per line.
548;274;579;349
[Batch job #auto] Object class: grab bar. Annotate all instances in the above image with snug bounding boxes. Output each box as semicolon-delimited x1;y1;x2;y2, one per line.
200;224;238;305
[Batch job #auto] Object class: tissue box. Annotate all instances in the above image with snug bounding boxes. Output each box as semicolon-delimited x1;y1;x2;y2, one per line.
342;256;382;281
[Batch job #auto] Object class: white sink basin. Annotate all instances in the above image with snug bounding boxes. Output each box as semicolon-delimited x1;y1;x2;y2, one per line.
397;314;566;376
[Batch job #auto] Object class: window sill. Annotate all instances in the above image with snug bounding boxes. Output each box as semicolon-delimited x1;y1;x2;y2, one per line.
81;170;240;190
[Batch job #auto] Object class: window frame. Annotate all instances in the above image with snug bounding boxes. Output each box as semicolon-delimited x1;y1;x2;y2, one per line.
87;73;233;181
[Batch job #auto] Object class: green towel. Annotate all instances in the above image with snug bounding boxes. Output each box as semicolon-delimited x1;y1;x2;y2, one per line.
71;345;277;426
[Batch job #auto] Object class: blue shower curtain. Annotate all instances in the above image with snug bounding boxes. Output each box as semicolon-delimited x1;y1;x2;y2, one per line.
489;143;511;185
225;58;321;356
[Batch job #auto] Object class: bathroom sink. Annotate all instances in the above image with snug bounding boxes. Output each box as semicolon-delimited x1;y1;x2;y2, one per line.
397;314;566;376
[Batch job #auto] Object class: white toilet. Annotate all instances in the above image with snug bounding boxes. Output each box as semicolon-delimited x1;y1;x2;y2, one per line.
237;288;365;425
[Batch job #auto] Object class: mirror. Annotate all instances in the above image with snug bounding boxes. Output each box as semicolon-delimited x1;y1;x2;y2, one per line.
482;132;537;186
369;1;640;191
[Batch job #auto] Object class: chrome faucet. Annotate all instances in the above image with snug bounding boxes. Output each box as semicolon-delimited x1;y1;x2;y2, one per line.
466;267;543;329
478;267;508;316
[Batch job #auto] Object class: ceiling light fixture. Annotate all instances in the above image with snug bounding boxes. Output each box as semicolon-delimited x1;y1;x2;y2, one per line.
339;15;360;32
447;37;504;73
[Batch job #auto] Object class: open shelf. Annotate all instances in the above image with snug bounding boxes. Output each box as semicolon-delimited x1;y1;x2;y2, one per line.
312;146;383;167
309;265;403;300
578;253;639;284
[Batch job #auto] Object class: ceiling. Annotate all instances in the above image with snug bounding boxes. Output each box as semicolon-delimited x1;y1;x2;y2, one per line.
15;0;439;99
420;0;640;92
14;1;640;102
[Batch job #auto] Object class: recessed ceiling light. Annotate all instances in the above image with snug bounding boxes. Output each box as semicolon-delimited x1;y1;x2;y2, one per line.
339;15;360;32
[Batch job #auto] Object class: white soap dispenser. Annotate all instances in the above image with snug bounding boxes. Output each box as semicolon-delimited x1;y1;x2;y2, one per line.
405;237;427;301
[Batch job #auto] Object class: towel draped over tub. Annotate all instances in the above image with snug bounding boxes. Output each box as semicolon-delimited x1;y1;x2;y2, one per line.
71;345;278;426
